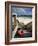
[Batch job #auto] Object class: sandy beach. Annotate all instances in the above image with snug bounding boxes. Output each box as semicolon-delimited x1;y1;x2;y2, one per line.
16;17;32;25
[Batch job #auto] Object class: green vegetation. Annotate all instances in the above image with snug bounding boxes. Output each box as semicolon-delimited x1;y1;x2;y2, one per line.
26;22;32;32
16;20;32;32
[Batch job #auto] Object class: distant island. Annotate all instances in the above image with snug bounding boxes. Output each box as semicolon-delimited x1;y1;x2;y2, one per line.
17;15;32;17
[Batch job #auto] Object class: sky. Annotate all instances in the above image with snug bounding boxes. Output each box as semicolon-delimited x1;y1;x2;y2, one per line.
11;7;32;16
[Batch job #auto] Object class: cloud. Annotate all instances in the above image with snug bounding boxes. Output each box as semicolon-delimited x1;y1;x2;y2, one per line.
11;7;32;15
